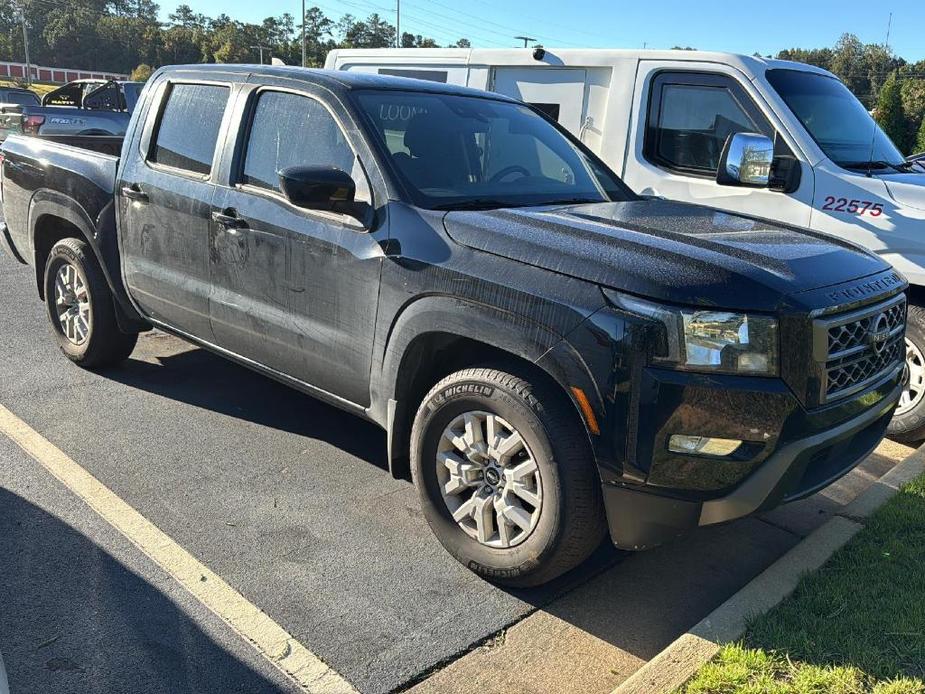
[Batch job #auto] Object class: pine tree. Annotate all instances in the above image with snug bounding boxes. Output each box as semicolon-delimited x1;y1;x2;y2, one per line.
876;72;909;155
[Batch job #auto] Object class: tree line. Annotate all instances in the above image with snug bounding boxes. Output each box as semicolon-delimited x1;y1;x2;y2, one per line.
1;2;923;153
0;0;469;76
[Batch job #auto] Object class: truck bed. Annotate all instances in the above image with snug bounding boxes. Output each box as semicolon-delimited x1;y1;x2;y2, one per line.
1;134;120;269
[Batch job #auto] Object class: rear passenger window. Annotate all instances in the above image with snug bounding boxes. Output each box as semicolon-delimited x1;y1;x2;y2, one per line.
151;83;229;175
241;91;367;200
645;73;770;175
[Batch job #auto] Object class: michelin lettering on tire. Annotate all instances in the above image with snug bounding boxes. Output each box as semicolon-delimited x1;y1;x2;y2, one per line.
427;383;495;411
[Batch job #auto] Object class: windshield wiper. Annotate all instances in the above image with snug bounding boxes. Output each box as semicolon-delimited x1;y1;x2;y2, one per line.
522;197;604;207
431;198;510;211
839;160;914;174
433;196;607;211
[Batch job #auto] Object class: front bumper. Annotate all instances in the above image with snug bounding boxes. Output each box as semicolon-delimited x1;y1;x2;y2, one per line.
601;364;902;550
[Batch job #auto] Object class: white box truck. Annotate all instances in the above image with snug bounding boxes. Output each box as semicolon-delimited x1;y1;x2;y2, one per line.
326;47;925;440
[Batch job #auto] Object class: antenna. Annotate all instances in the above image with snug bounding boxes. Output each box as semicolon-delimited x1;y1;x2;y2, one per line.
864;11;894;177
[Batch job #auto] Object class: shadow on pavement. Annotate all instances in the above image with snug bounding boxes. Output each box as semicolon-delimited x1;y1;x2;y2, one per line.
76;335;865;688
95;339;791;663
109;340;626;594
0;487;292;694
106;341;388;471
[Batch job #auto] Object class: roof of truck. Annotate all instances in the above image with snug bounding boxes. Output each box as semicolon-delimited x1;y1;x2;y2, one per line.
156;63;520;99
324;48;835;79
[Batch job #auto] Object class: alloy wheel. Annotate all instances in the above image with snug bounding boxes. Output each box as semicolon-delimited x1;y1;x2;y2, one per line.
436;411;543;548
54;262;92;346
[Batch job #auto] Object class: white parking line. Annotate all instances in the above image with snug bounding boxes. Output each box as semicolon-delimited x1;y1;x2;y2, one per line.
0;404;356;694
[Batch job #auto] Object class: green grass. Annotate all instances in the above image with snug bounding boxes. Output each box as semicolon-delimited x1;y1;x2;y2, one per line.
684;645;923;694
680;473;925;693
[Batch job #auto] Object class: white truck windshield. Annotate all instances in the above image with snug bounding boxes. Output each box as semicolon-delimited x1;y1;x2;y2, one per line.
767;69;906;171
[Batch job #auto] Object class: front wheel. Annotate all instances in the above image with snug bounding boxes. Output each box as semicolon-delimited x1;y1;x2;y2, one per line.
410;367;605;587
889;304;925;443
44;238;138;369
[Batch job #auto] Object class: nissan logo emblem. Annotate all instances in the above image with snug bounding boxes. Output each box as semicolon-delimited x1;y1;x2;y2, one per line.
867;313;891;354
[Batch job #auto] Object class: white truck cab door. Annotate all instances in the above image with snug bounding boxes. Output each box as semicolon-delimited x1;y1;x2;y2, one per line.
623;62;814;227
490;68;587;132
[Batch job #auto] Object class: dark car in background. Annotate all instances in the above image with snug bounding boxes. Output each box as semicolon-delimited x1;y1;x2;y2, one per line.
0;87;40;107
0;87;40;144
2;79;142;142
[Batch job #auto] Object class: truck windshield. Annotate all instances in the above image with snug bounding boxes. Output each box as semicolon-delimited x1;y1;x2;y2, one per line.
353;90;630;209
766;69;906;171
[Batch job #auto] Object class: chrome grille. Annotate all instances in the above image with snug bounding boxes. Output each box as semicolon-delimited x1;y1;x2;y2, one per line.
817;294;906;402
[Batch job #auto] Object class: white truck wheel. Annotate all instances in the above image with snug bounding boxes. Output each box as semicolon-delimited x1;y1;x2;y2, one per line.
888;304;925;444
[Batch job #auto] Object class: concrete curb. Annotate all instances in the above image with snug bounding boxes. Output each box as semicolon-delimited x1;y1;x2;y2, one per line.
614;445;925;694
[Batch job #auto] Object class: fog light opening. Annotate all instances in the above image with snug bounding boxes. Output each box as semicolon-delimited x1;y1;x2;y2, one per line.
668;434;743;457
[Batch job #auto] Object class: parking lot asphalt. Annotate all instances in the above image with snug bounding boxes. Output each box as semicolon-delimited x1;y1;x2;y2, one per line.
0;434;301;694
0;248;912;693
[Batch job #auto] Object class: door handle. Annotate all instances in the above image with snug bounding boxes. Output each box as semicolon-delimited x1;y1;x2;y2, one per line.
121;184;148;203
211;209;246;229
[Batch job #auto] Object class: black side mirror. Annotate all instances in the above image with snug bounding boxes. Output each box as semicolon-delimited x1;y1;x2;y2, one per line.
278;166;356;215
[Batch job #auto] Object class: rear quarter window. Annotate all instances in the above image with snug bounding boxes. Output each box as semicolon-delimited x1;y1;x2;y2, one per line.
150;83;229;175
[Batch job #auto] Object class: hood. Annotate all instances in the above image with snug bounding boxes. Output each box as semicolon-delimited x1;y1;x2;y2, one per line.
443;199;892;312
880;172;925;212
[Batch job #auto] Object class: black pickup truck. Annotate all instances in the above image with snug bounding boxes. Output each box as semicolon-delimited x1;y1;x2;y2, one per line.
0;65;908;586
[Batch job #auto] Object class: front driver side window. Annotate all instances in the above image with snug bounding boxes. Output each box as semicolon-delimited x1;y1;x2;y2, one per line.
241;90;370;203
645;72;772;176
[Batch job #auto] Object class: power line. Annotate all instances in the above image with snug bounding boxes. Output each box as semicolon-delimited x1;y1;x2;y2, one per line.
439;0;610;45
404;0;581;47
311;0;510;47
402;0;552;46
400;12;510;46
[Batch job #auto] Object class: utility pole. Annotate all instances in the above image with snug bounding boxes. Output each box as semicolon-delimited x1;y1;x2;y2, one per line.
396;0;400;48
514;35;535;48
251;45;271;64
15;3;31;86
301;0;306;66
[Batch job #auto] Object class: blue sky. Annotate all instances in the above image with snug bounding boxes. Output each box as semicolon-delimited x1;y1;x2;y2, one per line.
165;0;925;62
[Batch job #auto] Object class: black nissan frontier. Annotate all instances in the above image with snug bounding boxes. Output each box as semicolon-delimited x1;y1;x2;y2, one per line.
0;65;907;586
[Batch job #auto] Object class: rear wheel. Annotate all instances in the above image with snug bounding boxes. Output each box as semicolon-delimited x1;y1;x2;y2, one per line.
44;238;137;368
410;367;605;587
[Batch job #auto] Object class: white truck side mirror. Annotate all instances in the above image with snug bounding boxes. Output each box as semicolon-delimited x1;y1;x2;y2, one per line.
717;132;774;187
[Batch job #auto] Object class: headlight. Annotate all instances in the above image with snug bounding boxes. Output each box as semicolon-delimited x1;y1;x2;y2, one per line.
603;289;779;376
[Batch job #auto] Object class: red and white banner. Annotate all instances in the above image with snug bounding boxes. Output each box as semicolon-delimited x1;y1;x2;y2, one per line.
0;61;128;84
